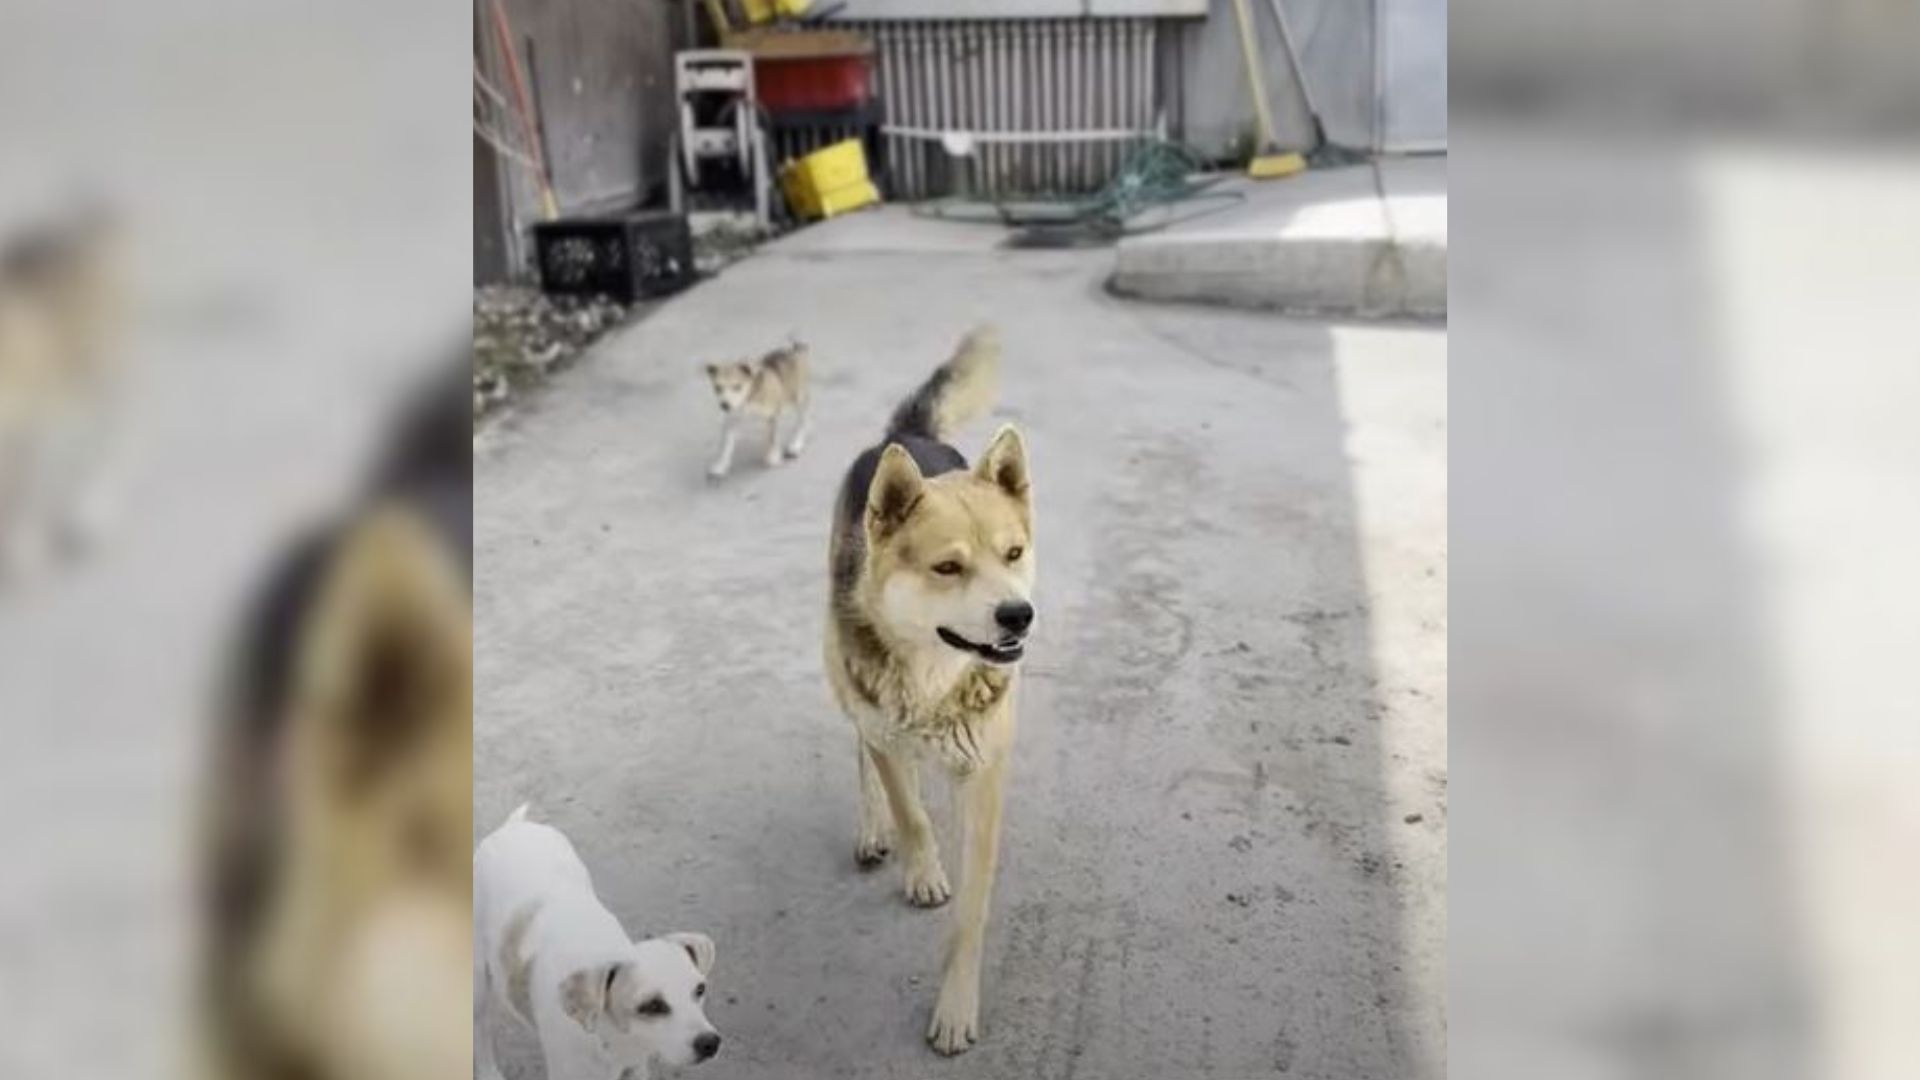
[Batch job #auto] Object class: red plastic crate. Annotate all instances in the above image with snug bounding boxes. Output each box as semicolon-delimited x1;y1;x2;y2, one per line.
757;56;872;112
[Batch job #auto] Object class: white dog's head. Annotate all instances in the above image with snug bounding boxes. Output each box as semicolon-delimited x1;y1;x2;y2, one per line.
559;932;720;1067
703;360;755;414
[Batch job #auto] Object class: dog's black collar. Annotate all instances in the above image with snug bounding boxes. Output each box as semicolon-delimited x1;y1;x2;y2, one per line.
938;627;1025;665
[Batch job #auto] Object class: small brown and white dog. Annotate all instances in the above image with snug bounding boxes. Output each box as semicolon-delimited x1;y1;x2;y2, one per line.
474;804;722;1080
702;339;811;480
0;202;127;581
822;324;1034;1055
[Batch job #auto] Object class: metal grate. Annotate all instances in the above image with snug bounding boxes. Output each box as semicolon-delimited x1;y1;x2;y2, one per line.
769;19;1161;202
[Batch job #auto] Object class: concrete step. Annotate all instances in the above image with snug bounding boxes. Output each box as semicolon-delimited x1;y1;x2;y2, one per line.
1111;157;1446;318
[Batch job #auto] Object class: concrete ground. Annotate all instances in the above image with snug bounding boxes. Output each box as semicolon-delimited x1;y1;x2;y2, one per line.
476;208;1446;1080
1111;158;1447;318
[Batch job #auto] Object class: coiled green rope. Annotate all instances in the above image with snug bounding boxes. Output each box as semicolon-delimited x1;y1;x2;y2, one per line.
912;138;1243;240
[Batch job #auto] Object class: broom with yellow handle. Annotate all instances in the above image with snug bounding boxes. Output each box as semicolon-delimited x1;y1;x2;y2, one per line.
1228;0;1306;179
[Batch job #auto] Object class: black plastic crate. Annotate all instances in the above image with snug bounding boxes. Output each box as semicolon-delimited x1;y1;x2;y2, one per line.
532;211;693;303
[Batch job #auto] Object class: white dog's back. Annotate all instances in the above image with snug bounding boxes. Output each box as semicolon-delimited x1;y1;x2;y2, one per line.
477;805;589;890
474;805;614;948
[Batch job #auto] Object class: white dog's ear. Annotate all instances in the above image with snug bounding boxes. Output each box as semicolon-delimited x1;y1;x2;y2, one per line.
975;425;1030;504
866;443;925;538
664;932;716;977
559;963;619;1032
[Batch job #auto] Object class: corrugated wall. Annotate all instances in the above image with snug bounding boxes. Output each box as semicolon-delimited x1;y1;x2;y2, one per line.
774;19;1163;200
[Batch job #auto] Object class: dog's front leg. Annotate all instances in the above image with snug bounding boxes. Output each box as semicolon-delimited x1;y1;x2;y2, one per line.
46;396;118;556
762;414;785;467
868;745;951;907
708;420;738;480
855;738;896;868
783;396;811;459
927;754;1008;1055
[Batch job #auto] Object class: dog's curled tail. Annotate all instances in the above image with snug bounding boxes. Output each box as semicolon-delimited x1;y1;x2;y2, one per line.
506;802;532;826
886;323;1001;442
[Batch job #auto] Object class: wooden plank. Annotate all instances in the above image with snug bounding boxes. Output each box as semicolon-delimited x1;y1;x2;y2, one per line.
720;28;874;58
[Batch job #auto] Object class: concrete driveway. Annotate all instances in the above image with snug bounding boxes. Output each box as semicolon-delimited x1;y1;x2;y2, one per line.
475;209;1446;1080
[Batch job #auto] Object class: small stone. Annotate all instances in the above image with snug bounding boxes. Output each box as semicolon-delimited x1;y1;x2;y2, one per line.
1331;735;1352;746
1403;813;1424;825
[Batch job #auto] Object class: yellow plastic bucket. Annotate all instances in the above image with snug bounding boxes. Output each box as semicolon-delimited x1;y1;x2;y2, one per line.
780;139;880;220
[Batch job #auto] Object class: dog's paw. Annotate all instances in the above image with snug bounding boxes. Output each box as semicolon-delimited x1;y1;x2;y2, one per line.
926;982;980;1056
854;835;893;870
783;445;803;460
706;466;729;483
903;858;951;908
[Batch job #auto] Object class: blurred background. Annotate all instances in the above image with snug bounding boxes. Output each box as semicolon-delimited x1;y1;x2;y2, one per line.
1453;2;1920;1079
0;2;466;1077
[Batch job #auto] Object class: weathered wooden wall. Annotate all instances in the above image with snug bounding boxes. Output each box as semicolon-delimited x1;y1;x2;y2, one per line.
475;0;683;282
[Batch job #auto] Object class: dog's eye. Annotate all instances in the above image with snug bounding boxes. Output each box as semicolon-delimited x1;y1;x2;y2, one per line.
694;982;707;1000
1005;545;1024;562
932;560;964;576
637;997;670;1017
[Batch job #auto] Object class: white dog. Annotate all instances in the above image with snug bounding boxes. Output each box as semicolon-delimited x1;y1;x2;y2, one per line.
474;805;721;1080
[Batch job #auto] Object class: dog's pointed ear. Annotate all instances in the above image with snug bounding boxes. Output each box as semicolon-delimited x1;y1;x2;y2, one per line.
559;962;620;1032
975;425;1030;505
866;443;925;538
664;932;716;977
289;505;472;798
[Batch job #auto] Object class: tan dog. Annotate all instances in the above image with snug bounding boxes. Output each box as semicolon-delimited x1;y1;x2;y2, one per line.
703;340;811;479
822;325;1034;1055
197;363;473;1080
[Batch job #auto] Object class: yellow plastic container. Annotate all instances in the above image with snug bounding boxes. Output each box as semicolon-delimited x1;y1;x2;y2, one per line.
741;0;810;24
780;139;880;220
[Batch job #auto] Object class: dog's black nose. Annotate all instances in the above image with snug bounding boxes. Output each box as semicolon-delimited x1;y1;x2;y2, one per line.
693;1032;721;1061
995;600;1035;635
